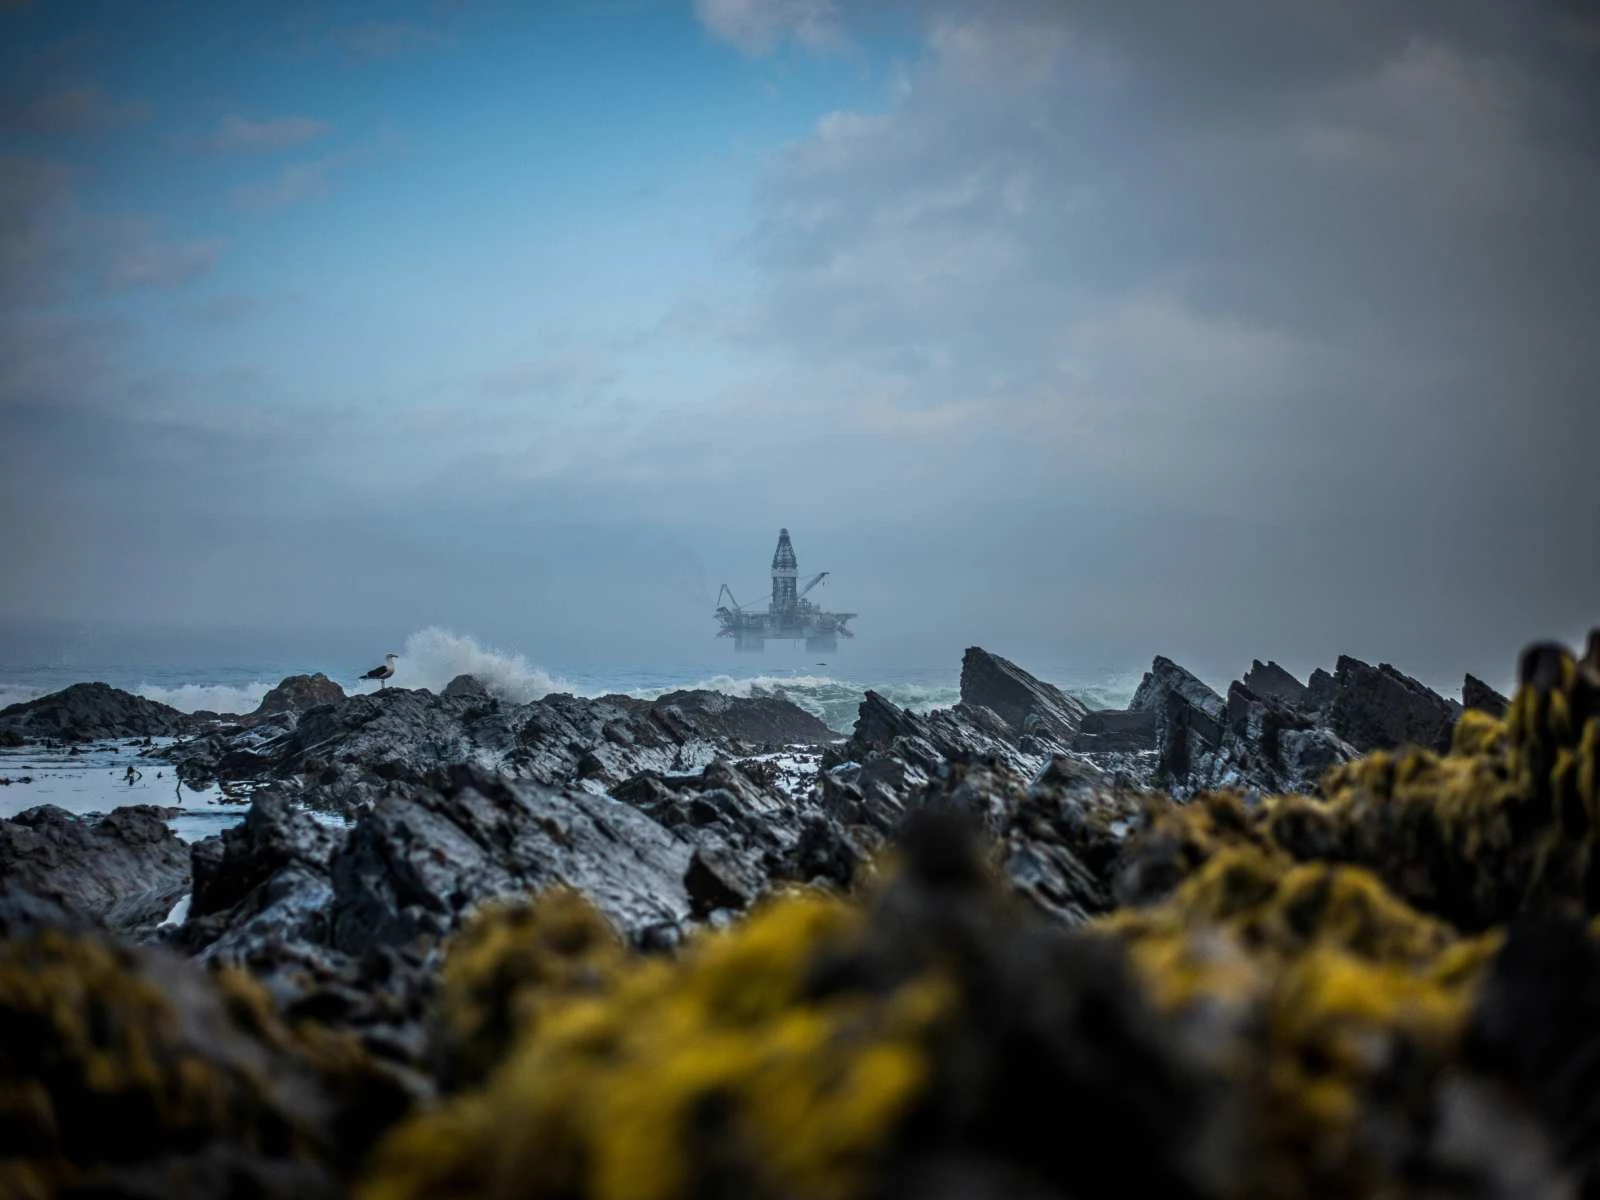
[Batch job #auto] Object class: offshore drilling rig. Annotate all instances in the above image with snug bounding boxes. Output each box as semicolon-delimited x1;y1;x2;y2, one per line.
715;529;856;653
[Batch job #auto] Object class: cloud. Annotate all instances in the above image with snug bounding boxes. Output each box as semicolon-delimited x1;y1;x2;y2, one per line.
181;115;330;154
231;158;335;212
687;0;1600;680
693;0;845;56
0;83;149;136
105;235;225;289
334;21;449;59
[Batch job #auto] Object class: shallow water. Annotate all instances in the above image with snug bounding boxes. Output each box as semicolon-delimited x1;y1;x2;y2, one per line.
0;737;250;842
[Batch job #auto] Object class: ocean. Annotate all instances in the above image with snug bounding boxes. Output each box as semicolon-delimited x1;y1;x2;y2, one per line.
0;626;1147;738
0;626;1147;838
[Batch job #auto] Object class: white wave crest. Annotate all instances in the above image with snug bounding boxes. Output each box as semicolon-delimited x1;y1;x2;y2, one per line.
0;684;43;712
136;681;272;714
379;627;571;704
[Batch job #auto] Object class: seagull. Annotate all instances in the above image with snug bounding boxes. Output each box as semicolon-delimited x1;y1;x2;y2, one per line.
360;652;399;689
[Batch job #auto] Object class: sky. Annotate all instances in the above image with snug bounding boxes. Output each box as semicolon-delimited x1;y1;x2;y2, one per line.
1;0;1596;693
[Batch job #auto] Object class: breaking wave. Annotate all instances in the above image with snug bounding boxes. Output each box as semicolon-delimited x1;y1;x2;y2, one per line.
368;627;574;704
136;681;274;715
0;683;42;712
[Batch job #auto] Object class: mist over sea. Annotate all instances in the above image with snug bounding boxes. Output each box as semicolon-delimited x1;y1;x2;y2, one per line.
0;625;1147;735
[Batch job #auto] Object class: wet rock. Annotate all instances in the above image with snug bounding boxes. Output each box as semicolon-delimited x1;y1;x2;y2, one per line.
158;684;835;804
251;672;346;718
1070;708;1158;753
959;645;1090;742
1131;657;1228;789
173;791;344;964
443;673;491;700
1241;659;1313;711
0;681;195;742
328;764;693;953
0;803;189;937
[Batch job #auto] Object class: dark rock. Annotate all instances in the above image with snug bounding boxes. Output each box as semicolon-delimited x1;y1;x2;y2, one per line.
1463;674;1510;718
1125;659;1357;799
328;764;693;954
1325;655;1461;753
1070;708;1158;753
251;672;346;718
959;646;1090;742
443;673;491;700
684;846;756;916
1130;658;1227;789
641;689;834;747
158;684;834;803
1241;659;1312;711
0;803;189;937
0;681;193;743
1307;667;1337;711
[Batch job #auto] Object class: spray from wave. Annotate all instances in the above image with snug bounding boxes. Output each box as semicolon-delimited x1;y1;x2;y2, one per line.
136;681;275;715
373;627;574;704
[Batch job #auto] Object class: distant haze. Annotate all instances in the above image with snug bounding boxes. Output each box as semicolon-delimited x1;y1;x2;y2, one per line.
1;1;1595;698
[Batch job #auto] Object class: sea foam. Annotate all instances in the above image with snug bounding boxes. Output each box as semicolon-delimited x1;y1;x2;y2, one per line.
361;627;574;705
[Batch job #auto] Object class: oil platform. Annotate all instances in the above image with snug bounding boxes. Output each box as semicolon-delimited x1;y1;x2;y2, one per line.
715;529;856;653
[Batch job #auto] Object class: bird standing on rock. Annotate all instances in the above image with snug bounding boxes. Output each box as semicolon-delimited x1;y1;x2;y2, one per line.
360;653;399;689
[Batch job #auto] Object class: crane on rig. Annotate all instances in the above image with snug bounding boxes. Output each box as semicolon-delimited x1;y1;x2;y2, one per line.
714;530;856;653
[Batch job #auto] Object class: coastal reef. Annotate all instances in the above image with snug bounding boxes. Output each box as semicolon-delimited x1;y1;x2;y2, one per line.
2;633;1598;1198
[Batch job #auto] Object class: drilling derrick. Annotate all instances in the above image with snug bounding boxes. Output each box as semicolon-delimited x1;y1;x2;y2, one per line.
715;528;856;653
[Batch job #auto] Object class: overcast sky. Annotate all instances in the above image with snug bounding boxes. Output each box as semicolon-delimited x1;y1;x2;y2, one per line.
1;0;1595;692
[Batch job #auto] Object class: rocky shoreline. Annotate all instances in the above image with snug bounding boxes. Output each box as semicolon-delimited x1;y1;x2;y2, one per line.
1;636;1582;1198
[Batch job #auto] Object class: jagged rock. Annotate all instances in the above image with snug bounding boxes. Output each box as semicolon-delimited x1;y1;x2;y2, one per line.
0;804;189;937
175;791;343;962
1325;655;1461;753
1070;708;1157;753
1130;657;1227;788
327;764;694;954
1127;660;1357;799
443;673;491;700
251;672;346;718
959;646;1089;742
158;685;834;806
1241;659;1312;710
0;681;194;742
1463;673;1510;718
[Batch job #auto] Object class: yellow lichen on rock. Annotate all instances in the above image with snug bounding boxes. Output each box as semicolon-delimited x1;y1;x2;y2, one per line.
436;887;629;1089
1117;642;1600;936
362;889;949;1200
0;927;412;1198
